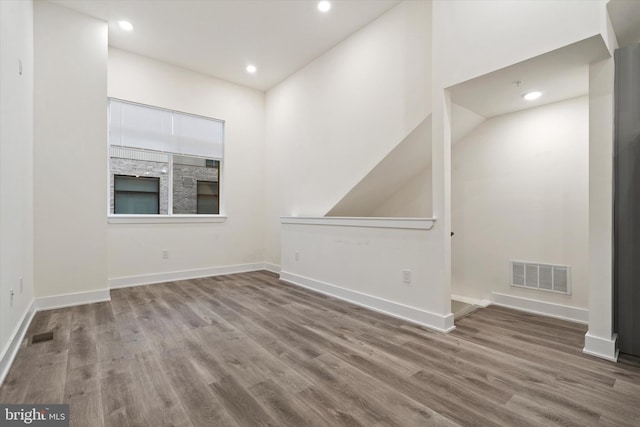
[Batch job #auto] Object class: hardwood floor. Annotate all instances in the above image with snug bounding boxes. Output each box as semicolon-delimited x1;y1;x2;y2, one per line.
1;271;639;426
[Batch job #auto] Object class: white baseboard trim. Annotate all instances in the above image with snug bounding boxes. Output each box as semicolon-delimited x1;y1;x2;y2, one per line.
0;300;36;387
280;271;455;333
108;263;268;289
491;292;589;324
583;332;618;362
36;289;111;311
262;263;281;274
451;294;491;307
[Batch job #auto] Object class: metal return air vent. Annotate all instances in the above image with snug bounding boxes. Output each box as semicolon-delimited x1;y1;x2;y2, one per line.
511;261;570;294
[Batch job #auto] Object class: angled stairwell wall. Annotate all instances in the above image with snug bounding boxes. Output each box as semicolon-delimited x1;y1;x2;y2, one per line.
326;115;432;217
265;0;432;265
275;101;484;333
265;1;444;327
328;103;485;218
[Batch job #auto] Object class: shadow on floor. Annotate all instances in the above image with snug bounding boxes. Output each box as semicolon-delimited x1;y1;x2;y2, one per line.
452;299;480;321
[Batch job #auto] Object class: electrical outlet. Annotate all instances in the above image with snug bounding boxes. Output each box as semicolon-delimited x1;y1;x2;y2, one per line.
162;250;169;259
402;269;412;284
295;251;299;261
20;277;23;294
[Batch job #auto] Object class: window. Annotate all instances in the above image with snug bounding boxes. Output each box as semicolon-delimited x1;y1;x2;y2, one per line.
114;175;160;214
108;99;223;216
197;180;219;214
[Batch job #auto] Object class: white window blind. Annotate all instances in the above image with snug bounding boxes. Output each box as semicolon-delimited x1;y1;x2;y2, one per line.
108;99;224;159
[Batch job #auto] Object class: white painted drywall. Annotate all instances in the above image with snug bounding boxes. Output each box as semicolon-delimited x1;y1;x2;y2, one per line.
33;1;108;297
585;56;617;360
0;0;34;364
451;97;589;309
432;0;606;88
107;49;266;282
371;103;485;217
430;0;607;312
280;221;454;331
372;167;433;217
327;116;432;217
430;0;617;360
265;0;432;264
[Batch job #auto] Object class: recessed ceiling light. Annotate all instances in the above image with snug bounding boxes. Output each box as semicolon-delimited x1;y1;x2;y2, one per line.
523;91;542;101
246;65;257;74
118;21;134;31
318;1;331;12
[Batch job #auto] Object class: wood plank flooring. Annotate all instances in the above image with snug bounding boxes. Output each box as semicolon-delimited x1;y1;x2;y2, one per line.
1;271;639;426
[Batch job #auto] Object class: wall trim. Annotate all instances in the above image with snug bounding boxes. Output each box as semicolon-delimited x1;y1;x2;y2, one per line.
108;262;268;289
491;292;589;324
262;263;281;274
281;216;436;230
0;300;36;387
583;332;618;362
451;294;491;307
36;289;111;311
280;271;455;333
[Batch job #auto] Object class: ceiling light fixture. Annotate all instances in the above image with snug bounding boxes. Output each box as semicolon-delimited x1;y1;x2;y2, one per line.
523;91;542;101
118;21;134;31
246;64;257;74
318;1;331;12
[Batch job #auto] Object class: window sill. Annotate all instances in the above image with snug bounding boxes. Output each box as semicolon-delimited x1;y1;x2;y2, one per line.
108;215;227;224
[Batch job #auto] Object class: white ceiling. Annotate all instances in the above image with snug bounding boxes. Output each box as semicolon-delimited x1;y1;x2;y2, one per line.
50;0;640;99
448;36;611;118
608;0;640;48
51;0;400;91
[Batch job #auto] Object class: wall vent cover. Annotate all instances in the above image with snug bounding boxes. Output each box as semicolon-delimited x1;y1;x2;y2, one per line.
511;261;570;294
182;176;195;186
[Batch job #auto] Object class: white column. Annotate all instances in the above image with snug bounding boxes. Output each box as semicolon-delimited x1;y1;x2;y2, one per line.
431;87;454;330
584;56;617;362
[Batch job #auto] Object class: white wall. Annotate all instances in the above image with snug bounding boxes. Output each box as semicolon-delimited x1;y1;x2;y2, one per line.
451;97;589;310
107;49;266;283
280;218;453;332
430;0;609;290
0;0;34;376
432;0;606;88
34;1;108;297
430;0;618;359
372;167;433;217
327;116;433;217
585;56;617;361
370;104;486;218
265;0;432;265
